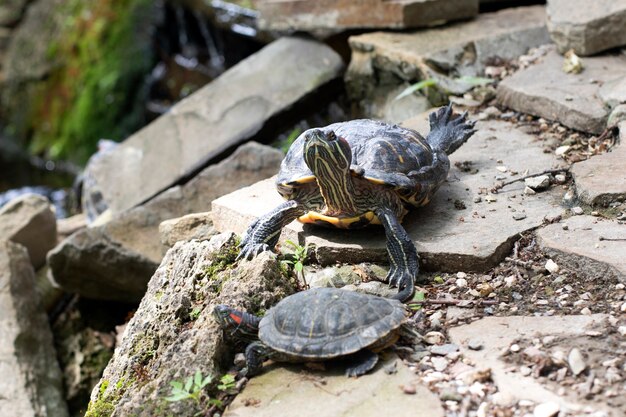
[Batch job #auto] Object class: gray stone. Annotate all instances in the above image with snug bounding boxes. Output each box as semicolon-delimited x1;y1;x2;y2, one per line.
86;234;294;416
346;6;549;117
159;212;216;249
547;0;626;56
0;240;68;417
599;76;626;109
430;343;459;356
497;48;626;134
571;123;626;206
90;37;343;214
567;348;586;376
536;216;626;284
212;118;565;273
525;175;551;191
0;193;56;269
305;265;362;288
49;142;282;302
608;104;626;127
258;0;478;33
225;354;444;417
448;315;610;413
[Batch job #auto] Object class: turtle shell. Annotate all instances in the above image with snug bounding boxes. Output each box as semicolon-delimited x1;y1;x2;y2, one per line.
277;119;435;206
258;287;406;359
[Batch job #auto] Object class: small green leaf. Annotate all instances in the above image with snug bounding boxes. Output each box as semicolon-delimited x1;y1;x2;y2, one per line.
184;376;193;392
413;291;426;301
165;392;191;402
170;381;183;390
294;262;303;273
202;375;213;386
394;78;438;101
194;370;202;387
433;276;444;284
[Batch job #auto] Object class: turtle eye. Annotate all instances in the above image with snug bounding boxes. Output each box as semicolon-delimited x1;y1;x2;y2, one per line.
327;131;337;141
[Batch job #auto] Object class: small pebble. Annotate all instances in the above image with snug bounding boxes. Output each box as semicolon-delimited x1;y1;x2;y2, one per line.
510;343;521;353
423;331;445;345
572;206;584;215
474;196;482;203
456;272;467;279
525;175;550;191
568;348;586;375
615;283;625;290
401;384;416;395
580;307;591;315
430;343;459;356
440;390;462;402
545;259;559;274
468;339;483;351
456;278;468;288
562;223;569;230
524;186;536;195
555;146;570;157
513;213;527;221
618;326;626;337
431;357;449;372
505;275;517;286
520;365;532;376
554;174;566;183
591;211;599;216
234;353;246;369
533;402;560;417
621;302;626;313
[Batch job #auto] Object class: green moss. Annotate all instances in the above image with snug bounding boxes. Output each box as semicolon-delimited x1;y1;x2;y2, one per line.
85;377;134;417
202;238;241;282
130;332;158;366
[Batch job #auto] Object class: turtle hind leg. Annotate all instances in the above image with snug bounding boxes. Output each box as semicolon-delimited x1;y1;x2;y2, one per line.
345;350;379;377
244;341;273;377
426;103;476;155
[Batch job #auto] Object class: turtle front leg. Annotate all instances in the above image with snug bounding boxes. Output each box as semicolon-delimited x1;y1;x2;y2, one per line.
238;200;306;260
374;206;418;302
243;341;274;376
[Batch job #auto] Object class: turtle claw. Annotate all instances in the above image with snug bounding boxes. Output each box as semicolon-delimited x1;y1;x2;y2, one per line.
386;268;415;302
237;242;270;261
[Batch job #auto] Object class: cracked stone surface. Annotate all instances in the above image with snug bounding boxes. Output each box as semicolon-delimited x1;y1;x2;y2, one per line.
89;37;343;214
225;354;443;417
537;216;626;284
547;0;626;55
258;0;477;33
346;6;549;118
212;118;565;273
448;315;615;415
571;122;626;206
497;48;626;134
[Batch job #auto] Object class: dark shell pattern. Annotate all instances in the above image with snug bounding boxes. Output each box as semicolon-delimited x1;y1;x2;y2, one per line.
277;119;435;204
258;287;406;359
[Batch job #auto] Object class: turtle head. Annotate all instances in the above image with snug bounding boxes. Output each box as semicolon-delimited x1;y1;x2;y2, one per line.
303;129;352;174
213;305;260;343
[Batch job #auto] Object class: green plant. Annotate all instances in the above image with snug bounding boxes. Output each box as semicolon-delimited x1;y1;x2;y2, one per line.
277;127;303;153
165;370;220;407
189;307;202;320
408;291;426;311
394;78;438;101
281;240;311;289
217;374;236;392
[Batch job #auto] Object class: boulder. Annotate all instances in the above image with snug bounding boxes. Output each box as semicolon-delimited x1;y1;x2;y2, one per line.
159;212;216;249
346;6;550;118
0;240;68;417
85;233;295;416
89;37;343;214
48;142;283;303
547;0;626;56
212;117;565;273
0;193;56;268
571;122;626;206
258;0;478;34
537;216;626;284
497;48;626;134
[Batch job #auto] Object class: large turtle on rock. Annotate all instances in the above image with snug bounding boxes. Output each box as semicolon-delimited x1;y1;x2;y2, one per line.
238;105;475;301
214;287;408;377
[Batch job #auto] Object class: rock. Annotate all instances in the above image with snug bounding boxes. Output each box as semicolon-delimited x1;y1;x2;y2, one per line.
567;348;586;376
497;48;626;134
0;240;68;417
90;37;343;214
86;233;295;416
56;213;87;240
608;104;626;127
525;175;551;191
346;6;549;117
571;123;626;206
598;76;626;109
430;343;459;356
547;0;626;56
545;259;560;274
534;402;560;417
306;265;362;288
0;193;57;268
537;216;626;284
258;0;478;34
431;357;449;372
468;339;483;351
159;212;216;249
449;315;611;412
571;206;584;215
49;142;282;302
212;118;565;273
225;354;444;417
424;331;446;345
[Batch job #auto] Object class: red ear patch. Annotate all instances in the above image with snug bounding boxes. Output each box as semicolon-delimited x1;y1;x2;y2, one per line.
229;312;242;324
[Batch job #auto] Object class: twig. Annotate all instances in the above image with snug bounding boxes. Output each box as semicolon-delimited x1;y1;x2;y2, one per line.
491;168;568;193
505;257;533;268
599;236;626;241
407;299;498;306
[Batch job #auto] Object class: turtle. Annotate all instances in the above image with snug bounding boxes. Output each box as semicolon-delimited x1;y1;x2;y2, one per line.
238;104;476;301
213;287;408;377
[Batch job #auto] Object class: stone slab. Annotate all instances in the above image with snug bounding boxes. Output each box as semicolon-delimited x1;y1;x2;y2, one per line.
571;142;626;206
90;37;343;214
599;76;626;109
0;193;57;269
0;240;68;417
448;315;613;414
258;0;478;32
497;49;626;134
346;5;549;117
225;354;443;417
536;216;626;284
212;118;565;272
547;0;626;56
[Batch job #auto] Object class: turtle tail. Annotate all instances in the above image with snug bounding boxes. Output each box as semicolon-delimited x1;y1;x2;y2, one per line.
425;103;476;155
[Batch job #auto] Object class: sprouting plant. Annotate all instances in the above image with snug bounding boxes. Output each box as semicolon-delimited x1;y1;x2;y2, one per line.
190;307;202;320
394;75;495;101
217;374;236;392
165;370;220;407
281;240;311;289
394;78;438;101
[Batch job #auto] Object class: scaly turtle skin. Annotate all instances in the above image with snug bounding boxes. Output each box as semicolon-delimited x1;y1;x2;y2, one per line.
238;105;475;301
214;287;407;377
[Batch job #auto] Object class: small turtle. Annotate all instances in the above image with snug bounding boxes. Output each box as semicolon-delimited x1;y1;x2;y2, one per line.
214;287;408;377
238;105;475;301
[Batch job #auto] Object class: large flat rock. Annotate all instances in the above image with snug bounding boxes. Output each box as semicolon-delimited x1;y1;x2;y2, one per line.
571;122;626;206
258;0;478;32
90;37;343;214
225;354;443;417
346;6;549;118
537;216;626;284
0;240;68;417
449;315;615;415
497;49;626;134
547;0;626;56
212;118;565;273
